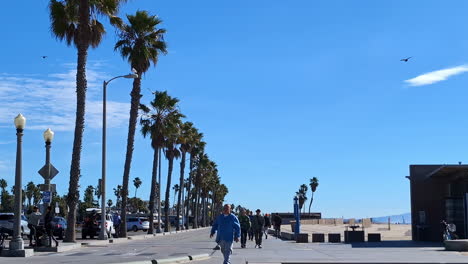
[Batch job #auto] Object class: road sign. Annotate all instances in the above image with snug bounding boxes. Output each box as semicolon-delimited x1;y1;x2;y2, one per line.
42;191;51;204
38;164;59;180
38;184;56;193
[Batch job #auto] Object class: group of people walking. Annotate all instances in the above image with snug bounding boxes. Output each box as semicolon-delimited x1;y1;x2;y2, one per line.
210;204;283;264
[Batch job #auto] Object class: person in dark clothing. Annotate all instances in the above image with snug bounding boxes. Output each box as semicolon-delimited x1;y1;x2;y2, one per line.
272;213;282;238
45;206;59;247
238;209;251;248
251;209;265;248
263;214;271;239
247;210;254;241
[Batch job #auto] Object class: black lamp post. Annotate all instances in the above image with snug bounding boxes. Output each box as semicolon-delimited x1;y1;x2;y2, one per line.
10;114;25;251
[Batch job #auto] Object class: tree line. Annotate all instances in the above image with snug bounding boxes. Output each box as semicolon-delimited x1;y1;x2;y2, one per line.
47;0;229;242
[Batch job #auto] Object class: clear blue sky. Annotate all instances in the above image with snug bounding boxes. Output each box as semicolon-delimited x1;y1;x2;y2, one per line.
1;0;468;218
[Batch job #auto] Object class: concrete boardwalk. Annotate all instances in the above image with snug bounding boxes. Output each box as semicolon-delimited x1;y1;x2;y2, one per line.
0;228;467;263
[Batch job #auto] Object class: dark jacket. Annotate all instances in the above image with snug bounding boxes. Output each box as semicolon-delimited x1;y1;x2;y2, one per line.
239;215;251;230
272;214;282;227
251;215;265;231
264;215;271;227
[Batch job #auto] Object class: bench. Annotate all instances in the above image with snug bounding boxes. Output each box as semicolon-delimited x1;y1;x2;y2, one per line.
328;233;341;243
312;233;324;242
368;233;381;242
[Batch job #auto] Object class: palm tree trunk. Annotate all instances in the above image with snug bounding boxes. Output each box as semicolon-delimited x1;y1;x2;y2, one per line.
308;192;314;216
120;77;142;238
185;154;194;229
164;153;174;232
193;171;200;229
147;147;159;234
176;151;186;231
65;2;90;241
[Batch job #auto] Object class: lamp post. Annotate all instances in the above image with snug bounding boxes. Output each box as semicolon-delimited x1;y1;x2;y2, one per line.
43;128;55;206
293;196;300;236
99;73;138;240
10;114;25;251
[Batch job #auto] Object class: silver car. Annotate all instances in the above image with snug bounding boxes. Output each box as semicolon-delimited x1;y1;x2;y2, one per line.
127;217;150;232
0;213;30;236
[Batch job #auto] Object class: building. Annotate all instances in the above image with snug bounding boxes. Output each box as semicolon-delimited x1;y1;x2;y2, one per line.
409;164;468;241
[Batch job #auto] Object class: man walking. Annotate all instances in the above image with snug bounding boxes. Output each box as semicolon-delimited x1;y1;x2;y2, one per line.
264;213;271;239
251;209;265;248
210;204;240;264
238;209;251;248
272;213;282;238
27;206;41;247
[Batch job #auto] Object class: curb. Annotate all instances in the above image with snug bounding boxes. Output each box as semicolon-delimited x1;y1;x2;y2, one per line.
152;256;190;264
188;253;210;261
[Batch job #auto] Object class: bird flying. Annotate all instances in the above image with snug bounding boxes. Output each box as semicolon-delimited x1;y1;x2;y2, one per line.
41;56;48;59
400;57;412;62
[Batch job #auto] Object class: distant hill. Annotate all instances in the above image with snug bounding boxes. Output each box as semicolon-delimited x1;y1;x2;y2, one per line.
370;213;411;224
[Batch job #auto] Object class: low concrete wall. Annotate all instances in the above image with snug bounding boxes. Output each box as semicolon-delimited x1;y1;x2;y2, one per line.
300;218;344;225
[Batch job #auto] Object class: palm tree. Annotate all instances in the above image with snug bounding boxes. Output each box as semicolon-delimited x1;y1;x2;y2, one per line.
185;130;204;229
113;185;122;208
49;0;125;243
0;179;7;210
133;177;142;198
115;10;167;238
107;199;113;208
296;184;308;214
140;91;182;234
172;184;179;209
25;181;36;207
175;121;194;230
308;177;319;215
163;120;182;232
95;180;102;206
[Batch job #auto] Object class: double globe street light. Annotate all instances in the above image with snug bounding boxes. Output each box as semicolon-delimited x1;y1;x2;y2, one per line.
100;72;138;240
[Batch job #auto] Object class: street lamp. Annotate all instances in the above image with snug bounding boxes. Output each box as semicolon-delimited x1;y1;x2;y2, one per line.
10;114;25;251
100;72;138;240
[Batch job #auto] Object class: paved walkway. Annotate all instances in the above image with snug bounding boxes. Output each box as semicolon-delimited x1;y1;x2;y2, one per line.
0;228;467;263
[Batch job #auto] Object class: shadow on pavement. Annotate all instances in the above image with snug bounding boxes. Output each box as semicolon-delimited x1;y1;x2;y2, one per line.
350;240;443;248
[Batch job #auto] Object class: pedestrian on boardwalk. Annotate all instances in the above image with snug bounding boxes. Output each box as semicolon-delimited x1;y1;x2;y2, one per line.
248;210;254;241
263;213;271;239
113;212;121;237
238;209;251;248
27;206;41;247
272;213;282;238
210;204;240;264
251;209;265;248
45;206;59;247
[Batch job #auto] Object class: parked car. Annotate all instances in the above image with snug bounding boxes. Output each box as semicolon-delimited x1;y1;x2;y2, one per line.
51;216;67;240
0;213;30;237
82;208;114;239
127;217;150;232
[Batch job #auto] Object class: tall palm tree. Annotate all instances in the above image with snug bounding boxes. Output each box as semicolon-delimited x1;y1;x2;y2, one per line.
308;177;319;215
0;179;7;210
49;0;124;243
296;184;308;213
163;120;182;232
185;130;204;229
113;184;122;208
193;152;209;228
175;121;194;230
133;177;142;198
115;10;167;238
140;91;182;234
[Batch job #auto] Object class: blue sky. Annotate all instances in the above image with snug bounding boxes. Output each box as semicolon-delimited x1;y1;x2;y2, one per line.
1;0;468;218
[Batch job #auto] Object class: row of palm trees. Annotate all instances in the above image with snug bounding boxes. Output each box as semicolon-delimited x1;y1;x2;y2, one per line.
48;1;228;241
139;91;229;233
